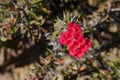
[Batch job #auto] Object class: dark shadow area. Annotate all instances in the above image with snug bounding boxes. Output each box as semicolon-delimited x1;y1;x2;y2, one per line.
42;0;98;20
0;32;48;72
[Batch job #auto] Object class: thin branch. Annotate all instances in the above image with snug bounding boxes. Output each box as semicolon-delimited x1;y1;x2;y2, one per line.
0;3;7;7
110;8;120;12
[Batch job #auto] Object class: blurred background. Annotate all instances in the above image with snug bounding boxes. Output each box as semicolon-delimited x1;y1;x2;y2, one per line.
0;0;120;80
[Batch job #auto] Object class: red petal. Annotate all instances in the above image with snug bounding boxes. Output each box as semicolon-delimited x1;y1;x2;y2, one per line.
69;50;76;56
68;43;77;51
81;45;89;53
59;38;66;44
75;32;84;40
79;38;86;46
60;32;68;38
74;49;85;58
87;40;92;47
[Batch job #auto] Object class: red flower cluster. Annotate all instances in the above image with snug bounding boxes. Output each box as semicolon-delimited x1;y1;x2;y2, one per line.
59;22;92;58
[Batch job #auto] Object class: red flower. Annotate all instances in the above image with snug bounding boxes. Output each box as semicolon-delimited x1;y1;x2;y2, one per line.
81;45;89;53
68;41;78;51
74;49;85;58
87;40;92;47
74;32;83;39
69;50;76;56
68;22;82;32
59;31;74;45
59;22;92;59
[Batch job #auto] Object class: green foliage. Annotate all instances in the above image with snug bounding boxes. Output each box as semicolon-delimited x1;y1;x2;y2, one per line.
0;0;120;80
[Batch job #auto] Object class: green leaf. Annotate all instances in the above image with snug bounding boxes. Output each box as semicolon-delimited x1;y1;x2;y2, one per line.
92;73;99;78
11;27;18;34
0;36;8;42
107;62;114;67
30;0;42;5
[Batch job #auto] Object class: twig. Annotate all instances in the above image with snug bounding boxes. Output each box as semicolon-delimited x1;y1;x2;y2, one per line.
110;8;120;12
0;3;7;7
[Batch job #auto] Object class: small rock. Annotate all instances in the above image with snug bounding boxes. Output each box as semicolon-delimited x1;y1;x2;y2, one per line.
108;24;118;33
